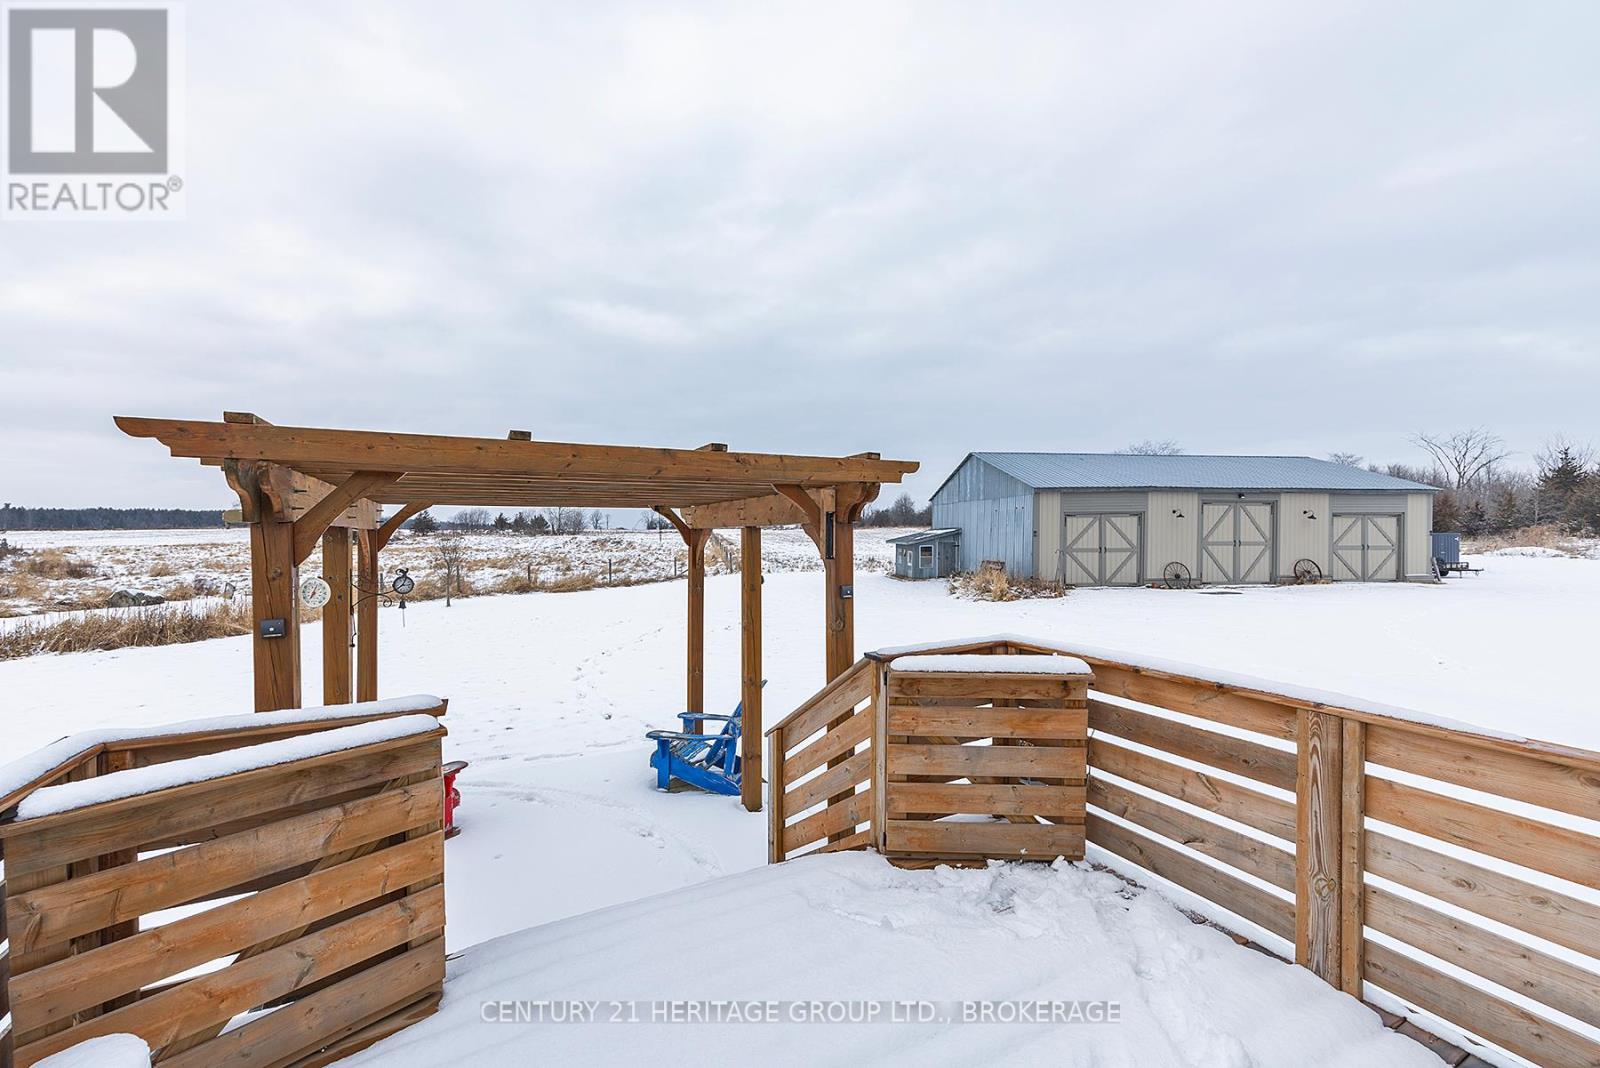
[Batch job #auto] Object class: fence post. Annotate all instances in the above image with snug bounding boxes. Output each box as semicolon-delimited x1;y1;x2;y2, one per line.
767;724;785;864
872;662;889;853
1339;718;1365;996
1296;709;1344;987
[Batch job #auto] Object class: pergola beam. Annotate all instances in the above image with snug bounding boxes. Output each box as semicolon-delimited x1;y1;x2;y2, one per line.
291;471;401;566
115;417;916;487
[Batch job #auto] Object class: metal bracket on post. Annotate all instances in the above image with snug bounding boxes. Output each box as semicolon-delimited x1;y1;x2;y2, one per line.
824;510;836;559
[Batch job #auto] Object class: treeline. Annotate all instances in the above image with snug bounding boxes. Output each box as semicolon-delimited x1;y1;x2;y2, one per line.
858;492;934;527
1337;430;1600;537
0;505;225;530
408;507;616;535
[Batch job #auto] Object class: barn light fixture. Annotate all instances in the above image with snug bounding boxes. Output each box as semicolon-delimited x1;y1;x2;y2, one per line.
1171;508;1185;518
1303;509;1318;520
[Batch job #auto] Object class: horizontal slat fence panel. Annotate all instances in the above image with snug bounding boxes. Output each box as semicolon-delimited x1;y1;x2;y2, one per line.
783;639;1600;1067
0;726;447;1068
1365;941;1600;1068
769;662;877;863
1364;830;1600;959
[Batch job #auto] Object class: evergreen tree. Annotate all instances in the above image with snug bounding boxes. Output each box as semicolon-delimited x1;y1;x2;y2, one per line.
407;509;439;534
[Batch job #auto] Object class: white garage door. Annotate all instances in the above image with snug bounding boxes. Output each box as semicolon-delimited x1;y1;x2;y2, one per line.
1201;502;1274;584
1061;514;1141;586
1331;515;1399;581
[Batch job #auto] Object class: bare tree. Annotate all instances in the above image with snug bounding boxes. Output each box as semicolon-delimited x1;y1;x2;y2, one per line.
589;509;605;531
1327;452;1364;467
432;535;467;606
1412;429;1509;489
1117;440;1184;456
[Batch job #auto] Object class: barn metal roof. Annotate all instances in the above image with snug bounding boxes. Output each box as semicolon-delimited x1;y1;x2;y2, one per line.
947;453;1438;494
886;528;961;545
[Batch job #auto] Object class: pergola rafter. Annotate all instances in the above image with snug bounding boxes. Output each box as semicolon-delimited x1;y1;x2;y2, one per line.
118;414;918;813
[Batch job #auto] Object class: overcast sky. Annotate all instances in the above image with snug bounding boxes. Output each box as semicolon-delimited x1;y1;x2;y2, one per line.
2;1;1596;512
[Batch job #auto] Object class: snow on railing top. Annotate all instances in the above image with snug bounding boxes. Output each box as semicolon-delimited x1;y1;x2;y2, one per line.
0;694;444;812
14;714;443;821
893;653;1093;676
868;633;1527;744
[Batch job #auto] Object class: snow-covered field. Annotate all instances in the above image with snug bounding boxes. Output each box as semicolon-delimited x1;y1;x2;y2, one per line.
3;554;1597;1065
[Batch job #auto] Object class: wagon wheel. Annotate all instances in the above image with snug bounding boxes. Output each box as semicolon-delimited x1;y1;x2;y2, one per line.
1292;558;1322;584
1162;561;1192;589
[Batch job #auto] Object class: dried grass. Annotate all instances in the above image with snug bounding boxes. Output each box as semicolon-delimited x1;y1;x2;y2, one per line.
20;548;96;579
947;568;1065;602
0;600;254;660
1463;524;1593;556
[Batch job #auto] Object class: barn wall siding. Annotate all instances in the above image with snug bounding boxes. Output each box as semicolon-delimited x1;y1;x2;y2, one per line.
1276;492;1330;575
1144;491;1199;577
931;457;1037;576
1405;492;1435;579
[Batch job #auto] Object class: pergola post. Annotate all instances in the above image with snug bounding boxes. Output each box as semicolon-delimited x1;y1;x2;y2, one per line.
321;526;353;705
249;517;301;711
740;525;763;812
824;512;855;681
356;529;379;703
685;529;709;731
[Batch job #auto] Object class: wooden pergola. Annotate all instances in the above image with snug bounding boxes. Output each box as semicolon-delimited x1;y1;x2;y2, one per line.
117;413;918;811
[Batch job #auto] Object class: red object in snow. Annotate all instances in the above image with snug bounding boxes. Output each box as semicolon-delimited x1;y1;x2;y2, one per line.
443;760;468;838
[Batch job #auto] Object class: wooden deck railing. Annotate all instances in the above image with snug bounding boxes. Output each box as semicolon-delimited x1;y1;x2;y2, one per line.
769;637;1600;1067
0;699;448;1068
766;659;876;862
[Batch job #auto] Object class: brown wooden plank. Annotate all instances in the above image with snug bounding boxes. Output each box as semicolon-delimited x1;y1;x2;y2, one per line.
1366;885;1600;1030
11;834;443;1029
0;734;442;874
767;726;786;863
782;750;873;815
6;780;439;956
320;526;353;705
1364;940;1600;1068
1087;777;1294;891
889;705;1087;739
1365;776;1600;890
773;660;873;745
276;988;441;1068
355;529;378;702
740;525;763;814
781;791;873;855
889;675;1076;701
1087;814;1295;941
13;885;445;1066
1339;717;1366;997
890;782;1084;820
1087;700;1295;790
250;515;302;712
1088;737;1296;841
782;708;872;783
1365;723;1600;823
888;743;1084;781
1084;664;1297;740
156;944;443;1068
886;820;1082;860
116;417;917;487
1365;830;1600;960
1296;709;1343;987
811;828;874;855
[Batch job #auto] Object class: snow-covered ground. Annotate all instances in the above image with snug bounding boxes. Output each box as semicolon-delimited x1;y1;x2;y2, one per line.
344;852;1437;1068
2;555;1596;1064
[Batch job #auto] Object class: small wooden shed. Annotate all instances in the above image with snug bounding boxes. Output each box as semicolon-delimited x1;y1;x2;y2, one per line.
888;528;960;579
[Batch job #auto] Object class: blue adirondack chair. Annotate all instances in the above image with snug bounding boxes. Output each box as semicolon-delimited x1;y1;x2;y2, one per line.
647;685;763;795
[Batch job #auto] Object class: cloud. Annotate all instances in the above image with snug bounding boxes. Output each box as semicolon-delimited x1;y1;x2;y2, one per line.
2;0;1597;509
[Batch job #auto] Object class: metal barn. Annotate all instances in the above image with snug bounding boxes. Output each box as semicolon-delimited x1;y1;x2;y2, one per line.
931;453;1439;585
888;528;961;579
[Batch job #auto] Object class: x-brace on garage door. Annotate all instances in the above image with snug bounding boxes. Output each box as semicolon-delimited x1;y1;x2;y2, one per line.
1201;502;1274;584
1062;513;1141;586
1331;514;1400;581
